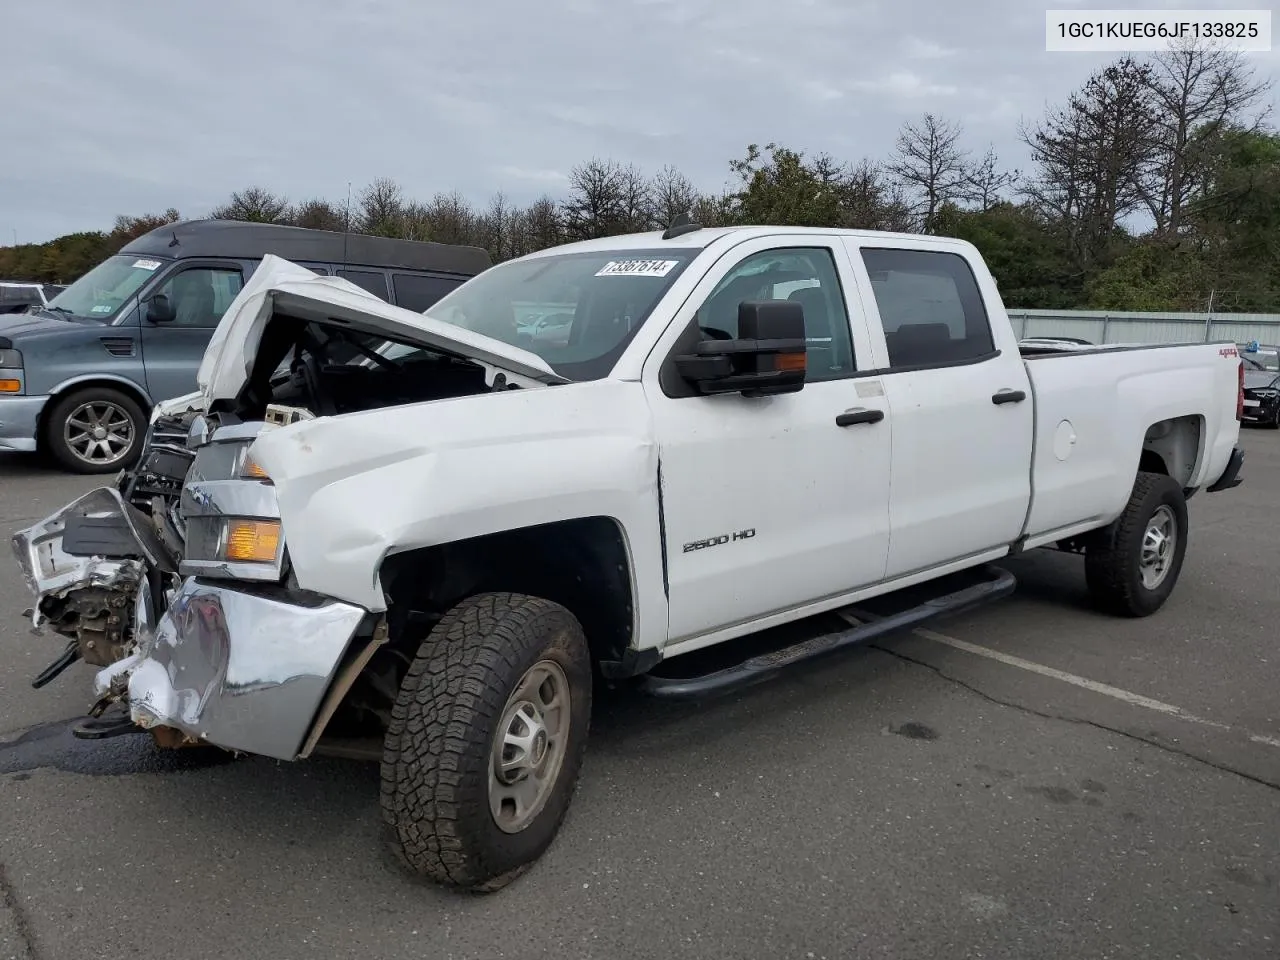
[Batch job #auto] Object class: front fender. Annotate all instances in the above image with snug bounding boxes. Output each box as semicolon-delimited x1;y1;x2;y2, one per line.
249;380;669;647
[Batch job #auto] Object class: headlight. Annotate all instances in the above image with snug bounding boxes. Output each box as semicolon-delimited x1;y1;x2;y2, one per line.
0;348;21;368
182;515;286;579
178;421;286;581
191;516;283;565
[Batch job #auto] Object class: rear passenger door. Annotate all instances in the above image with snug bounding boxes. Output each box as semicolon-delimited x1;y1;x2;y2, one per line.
846;243;1033;579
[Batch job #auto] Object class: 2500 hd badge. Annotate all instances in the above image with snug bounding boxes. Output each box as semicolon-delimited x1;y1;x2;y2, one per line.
683;528;756;552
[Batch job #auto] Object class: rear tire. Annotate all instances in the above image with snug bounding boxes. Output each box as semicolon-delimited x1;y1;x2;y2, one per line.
44;386;146;474
380;592;592;892
1085;471;1188;618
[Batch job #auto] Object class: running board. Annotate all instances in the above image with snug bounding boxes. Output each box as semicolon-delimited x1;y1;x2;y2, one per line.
637;565;1017;699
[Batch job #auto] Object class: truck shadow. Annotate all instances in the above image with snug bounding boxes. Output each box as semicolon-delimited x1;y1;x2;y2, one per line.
0;452;61;477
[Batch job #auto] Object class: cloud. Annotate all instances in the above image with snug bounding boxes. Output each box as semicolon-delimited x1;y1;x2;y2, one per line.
0;0;1275;243
903;36;958;59
850;71;961;98
493;166;569;184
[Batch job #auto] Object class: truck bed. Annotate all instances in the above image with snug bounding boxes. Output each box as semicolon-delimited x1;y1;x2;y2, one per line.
1019;339;1241;547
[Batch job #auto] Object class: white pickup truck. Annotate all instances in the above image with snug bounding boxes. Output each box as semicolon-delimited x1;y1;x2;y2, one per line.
13;224;1245;892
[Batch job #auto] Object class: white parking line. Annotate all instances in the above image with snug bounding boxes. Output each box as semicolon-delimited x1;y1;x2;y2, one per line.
909;626;1280;751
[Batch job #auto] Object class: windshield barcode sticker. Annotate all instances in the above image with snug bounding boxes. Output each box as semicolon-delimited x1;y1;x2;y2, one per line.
595;259;680;278
132;258;162;271
90;305;112;313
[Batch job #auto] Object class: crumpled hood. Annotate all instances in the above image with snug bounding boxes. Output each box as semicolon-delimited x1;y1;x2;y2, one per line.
197;254;564;402
1244;370;1278;389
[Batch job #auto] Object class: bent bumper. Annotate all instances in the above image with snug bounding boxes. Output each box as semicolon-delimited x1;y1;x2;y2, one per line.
0;393;48;453
125;578;368;761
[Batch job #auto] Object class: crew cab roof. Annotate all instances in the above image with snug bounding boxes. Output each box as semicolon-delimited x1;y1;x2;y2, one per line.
121;219;493;276
519;224;975;258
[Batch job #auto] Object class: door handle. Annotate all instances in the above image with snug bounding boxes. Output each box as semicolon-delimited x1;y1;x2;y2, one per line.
992;389;1026;405
835;408;885;427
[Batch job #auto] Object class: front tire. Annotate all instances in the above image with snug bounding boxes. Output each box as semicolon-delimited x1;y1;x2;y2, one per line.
380;593;592;892
44;386;146;474
1085;471;1188;618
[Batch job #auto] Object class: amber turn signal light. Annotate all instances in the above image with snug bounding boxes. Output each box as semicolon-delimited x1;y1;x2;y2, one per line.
774;351;807;372
224;520;281;563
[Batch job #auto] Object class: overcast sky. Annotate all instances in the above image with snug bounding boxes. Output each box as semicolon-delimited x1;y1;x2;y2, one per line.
3;0;1277;244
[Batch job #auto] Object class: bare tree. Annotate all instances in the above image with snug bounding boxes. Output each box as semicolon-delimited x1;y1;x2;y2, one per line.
399;201;434;242
524;195;564;251
475;192;512;262
886;114;970;232
561;159;653;240
211;186;292;223
357;177;406;236
423;191;478;245
292;198;345;231
618;163;654;232
842;160;916;231
1140;43;1274;238
961;146;1019;212
650;165;699;230
1020;57;1157;269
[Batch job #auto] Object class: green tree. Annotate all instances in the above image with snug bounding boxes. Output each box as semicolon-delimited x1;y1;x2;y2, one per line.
933;202;1082;308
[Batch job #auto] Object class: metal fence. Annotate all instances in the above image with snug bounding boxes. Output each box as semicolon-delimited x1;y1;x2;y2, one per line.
1006;309;1280;346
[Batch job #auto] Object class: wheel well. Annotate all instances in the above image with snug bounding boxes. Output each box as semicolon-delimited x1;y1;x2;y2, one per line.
36;379;152;447
1140;415;1202;488
378;517;635;668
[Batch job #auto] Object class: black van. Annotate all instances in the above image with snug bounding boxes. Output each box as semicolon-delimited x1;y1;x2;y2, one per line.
0;219;491;473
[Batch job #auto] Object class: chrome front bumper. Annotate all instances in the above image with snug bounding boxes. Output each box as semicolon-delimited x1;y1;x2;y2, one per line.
122;578;368;760
13;485;368;762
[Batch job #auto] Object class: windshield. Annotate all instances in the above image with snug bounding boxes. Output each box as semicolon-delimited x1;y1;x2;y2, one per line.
45;254;169;320
423;248;700;380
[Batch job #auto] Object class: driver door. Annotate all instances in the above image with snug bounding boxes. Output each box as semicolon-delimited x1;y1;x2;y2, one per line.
642;237;892;646
140;262;244;403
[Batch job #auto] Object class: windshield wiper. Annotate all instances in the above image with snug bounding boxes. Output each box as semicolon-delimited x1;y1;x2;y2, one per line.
44;305;75;316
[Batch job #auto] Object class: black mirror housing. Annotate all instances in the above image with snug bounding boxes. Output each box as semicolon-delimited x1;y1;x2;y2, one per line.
675;300;807;397
146;294;175;324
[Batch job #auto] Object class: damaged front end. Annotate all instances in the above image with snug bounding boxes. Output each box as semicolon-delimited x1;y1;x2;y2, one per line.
11;405;198;736
12;487;177;678
12;405;379;756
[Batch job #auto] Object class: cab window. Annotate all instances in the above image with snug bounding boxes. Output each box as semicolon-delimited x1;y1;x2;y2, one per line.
696;247;856;381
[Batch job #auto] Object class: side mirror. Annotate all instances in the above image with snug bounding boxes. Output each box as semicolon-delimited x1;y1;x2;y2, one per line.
146;294;175;324
675;300;807;398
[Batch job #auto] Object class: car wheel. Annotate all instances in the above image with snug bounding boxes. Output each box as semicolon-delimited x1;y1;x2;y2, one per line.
44;387;147;474
1084;471;1188;618
380;592;592;892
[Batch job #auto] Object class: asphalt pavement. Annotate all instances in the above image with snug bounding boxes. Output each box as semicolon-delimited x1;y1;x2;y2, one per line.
0;434;1277;960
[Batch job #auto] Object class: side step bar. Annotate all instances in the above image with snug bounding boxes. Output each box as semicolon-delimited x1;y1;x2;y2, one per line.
638;565;1017;699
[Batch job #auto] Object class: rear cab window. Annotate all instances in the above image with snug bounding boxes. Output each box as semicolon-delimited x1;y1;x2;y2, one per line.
858;247;995;369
